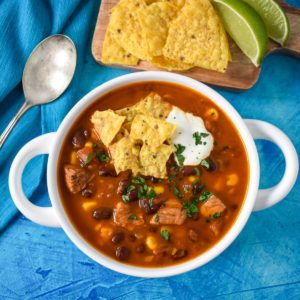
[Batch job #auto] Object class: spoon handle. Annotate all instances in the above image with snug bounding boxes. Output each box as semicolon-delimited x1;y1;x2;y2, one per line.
0;102;31;149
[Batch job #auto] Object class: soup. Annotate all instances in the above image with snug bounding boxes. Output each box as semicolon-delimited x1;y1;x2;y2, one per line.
58;82;249;267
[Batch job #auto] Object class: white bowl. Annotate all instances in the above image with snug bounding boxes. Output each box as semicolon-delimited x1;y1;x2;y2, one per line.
9;72;299;277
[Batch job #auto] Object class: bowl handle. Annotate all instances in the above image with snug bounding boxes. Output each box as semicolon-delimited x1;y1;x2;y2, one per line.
245;119;298;211
9;133;61;227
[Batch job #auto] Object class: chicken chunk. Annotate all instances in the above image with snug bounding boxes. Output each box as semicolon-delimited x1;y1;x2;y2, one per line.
150;199;186;225
113;202;144;228
200;194;226;218
64;164;92;194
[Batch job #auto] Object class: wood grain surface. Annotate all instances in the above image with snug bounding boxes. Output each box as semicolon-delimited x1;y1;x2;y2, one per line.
92;0;300;90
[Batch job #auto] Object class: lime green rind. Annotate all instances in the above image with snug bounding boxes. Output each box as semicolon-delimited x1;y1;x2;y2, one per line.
213;0;268;66
243;0;290;46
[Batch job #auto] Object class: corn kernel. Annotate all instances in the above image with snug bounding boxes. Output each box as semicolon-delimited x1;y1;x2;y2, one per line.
82;201;97;211
144;256;154;262
85;141;93;148
205;108;219;120
100;227;113;239
154;186;164;194
70;151;77;164
188;176;197;183
146;236;158;250
226;173;239;186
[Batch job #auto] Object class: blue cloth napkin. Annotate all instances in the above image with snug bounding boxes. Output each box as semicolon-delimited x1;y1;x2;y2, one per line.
0;0;299;234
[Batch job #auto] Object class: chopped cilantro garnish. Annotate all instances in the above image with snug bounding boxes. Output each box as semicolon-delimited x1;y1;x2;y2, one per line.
193;132;209;145
132;176;145;184
96;151;109;163
173;186;183;199
92;143;97;148
85;152;95;165
211;212;221;219
194;167;201;176
170;165;180;171
175;144;186;166
128;214;138;220
161;229;170;241
122;194;130;203
154;214;160;222
183;201;199;218
127;185;135;192
199;191;213;203
183;186;190;193
167;174;177;182
200;159;210;169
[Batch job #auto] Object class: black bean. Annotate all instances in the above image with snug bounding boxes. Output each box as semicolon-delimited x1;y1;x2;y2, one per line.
111;231;125;244
192;182;204;194
127;189;138;201
192;212;200;221
172;249;188;259
83;129;90;137
206;158;217;172
182;166;196;176
81;188;93;198
72;131;86;149
117;180;130;195
150;177;160;183
188;229;198;242
92;207;112;220
136;244;145;253
99;167;117;177
116;246;130;260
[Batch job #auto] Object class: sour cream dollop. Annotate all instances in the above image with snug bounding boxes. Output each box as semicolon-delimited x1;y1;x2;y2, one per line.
166;107;214;166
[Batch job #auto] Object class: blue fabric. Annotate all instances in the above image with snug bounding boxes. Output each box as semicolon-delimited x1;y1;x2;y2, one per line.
0;0;299;298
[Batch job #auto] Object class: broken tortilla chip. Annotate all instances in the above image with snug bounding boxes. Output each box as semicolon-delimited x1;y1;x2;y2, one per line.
163;0;230;72
117;92;172;121
130;114;176;147
140;144;174;178
150;55;193;71
102;27;139;65
109;135;141;175
91;110;126;147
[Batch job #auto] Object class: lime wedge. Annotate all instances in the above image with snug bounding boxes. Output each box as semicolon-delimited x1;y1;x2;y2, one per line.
243;0;290;46
213;0;268;66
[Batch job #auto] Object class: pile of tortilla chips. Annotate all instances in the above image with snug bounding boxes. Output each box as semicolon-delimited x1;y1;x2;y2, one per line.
101;0;231;72
91;93;176;178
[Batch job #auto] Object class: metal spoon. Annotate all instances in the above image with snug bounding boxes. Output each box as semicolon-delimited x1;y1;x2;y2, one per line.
0;34;77;148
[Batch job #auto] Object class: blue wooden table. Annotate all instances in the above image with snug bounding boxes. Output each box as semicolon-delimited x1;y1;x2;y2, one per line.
0;1;300;299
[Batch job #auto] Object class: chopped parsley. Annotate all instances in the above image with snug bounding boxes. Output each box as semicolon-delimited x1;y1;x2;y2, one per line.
137;182;156;200
173;186;183;199
128;214;138;220
92;143;97;148
127;185;136;192
211;212;221;219
170;165;180;171
200;159;210;169
175;144;186;166
154;214;160;222
132;176;145;184
161;229;170;241
194;167;201;176
122;194;130;203
96;151;109;163
85;152;95;165
193;132;209;145
199;191;213;203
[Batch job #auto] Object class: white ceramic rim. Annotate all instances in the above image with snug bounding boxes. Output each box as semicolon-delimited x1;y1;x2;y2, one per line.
47;71;260;278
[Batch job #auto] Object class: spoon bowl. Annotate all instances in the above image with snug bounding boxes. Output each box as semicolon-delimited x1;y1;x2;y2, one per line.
0;34;77;148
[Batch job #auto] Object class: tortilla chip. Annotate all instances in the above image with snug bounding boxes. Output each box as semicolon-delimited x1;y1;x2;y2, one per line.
91;110;126;147
150;55;193;71
117;93;172;121
102;27;139;65
145;0;185;8
140;144;174;178
163;0;230;72
109;135;141;175
136;2;179;57
109;0;151;60
130;114;176;147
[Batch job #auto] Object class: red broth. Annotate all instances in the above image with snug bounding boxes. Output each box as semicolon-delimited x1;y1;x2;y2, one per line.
58;82;249;267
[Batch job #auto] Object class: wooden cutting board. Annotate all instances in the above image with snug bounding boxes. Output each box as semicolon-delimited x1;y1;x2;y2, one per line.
92;0;300;90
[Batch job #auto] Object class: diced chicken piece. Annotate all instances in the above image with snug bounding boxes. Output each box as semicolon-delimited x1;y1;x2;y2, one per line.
150;199;186;225
64;164;92;194
209;218;223;236
113;202;144;228
200;194;226;218
77;146;94;165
